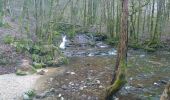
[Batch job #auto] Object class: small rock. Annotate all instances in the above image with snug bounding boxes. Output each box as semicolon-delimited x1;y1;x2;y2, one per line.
61;97;64;100
79;87;84;90
129;77;133;81
137;84;144;88
50;88;55;92
37;70;45;75
50;78;53;82
23;94;29;100
125;86;132;90
88;96;92;100
56;82;59;86
154;82;160;86
81;81;84;83
99;85;103;88
58;93;62;97
96;80;100;84
88;53;94;57
70;72;76;75
61;85;67;90
69;82;74;86
83;86;87;88
87;63;90;66
36;93;46;99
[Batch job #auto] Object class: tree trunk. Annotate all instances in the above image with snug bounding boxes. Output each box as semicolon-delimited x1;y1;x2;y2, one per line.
105;0;128;99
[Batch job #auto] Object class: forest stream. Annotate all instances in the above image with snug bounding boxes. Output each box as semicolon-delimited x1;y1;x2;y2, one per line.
33;34;170;100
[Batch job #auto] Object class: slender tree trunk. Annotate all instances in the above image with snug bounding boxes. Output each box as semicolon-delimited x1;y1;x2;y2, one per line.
105;0;128;99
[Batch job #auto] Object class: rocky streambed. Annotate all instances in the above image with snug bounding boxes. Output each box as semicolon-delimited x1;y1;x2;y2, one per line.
33;34;170;100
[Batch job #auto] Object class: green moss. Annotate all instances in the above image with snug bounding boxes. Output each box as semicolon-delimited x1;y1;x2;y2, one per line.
105;60;127;99
16;69;27;76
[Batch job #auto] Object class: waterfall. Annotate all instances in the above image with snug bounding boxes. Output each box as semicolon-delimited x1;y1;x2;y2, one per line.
59;35;67;49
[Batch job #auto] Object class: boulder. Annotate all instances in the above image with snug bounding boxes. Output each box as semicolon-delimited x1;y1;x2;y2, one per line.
16;59;36;75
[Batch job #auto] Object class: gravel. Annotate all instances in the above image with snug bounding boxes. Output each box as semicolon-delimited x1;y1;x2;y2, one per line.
0;74;40;100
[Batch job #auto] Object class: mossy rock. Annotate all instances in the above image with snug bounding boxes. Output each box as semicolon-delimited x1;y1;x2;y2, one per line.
16;66;37;76
16;69;27;76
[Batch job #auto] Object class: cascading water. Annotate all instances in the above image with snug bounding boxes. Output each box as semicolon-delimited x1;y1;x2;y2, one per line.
59;35;67;49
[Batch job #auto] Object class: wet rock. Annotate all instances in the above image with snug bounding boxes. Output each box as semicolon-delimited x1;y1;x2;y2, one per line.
108;49;117;55
61;85;67;90
125;86;132;90
36;88;55;99
88;53;94;57
154;82;160;86
37;70;45;75
36;92;47;99
50;88;55;92
94;34;107;41
137;84;144;88
160;80;168;84
96;42;108;48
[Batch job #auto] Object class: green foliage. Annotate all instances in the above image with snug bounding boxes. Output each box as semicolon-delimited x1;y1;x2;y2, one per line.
9;37;62;67
32;62;45;69
24;89;36;99
128;42;143;50
106;37;119;46
3;35;14;44
58;56;69;65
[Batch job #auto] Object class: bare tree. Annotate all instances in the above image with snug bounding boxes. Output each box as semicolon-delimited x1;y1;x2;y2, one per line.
105;0;129;99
